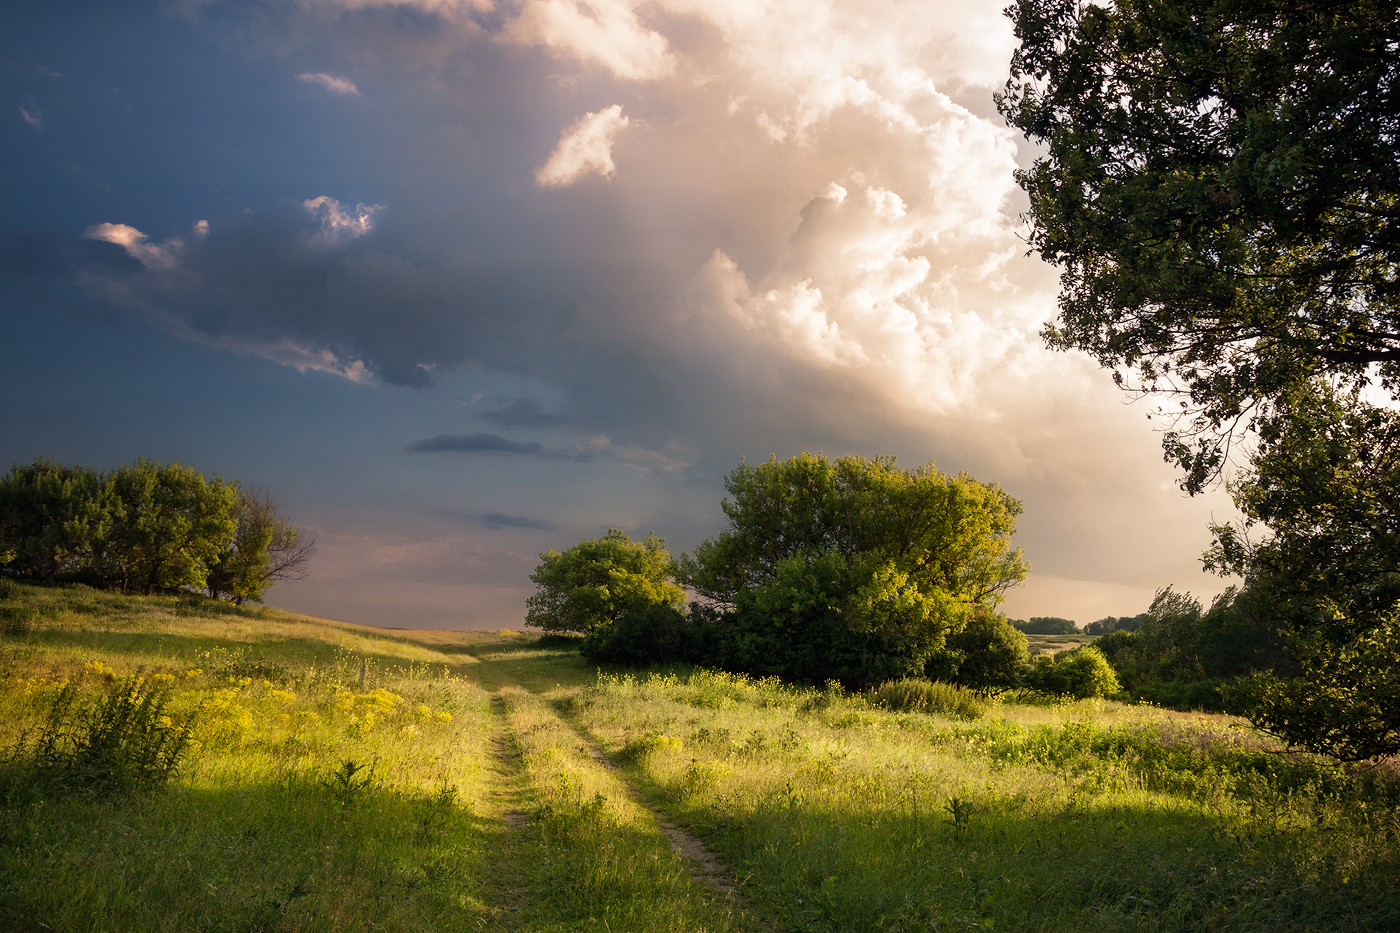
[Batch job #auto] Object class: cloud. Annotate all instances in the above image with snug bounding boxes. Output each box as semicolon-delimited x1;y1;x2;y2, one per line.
478;398;567;428
20;107;43;130
408;433;547;455
297;72;360;95
505;0;674;81
5;0;1245;623
535;105;630;188
479;512;554;530
82;222;189;270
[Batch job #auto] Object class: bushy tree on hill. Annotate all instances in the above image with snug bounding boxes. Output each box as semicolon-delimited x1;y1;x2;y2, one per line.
101;460;237;595
681;453;1027;685
1025;645;1120;699
0;459;108;581
206;488;318;605
0;457;311;602
532;454;1028;686
924;612;1029;695
526;530;684;636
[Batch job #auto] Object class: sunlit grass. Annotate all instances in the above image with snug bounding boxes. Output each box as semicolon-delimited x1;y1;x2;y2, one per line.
562;669;1400;932
2;583;1397;932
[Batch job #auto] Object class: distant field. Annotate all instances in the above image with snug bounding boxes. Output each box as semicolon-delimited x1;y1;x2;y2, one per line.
1;585;1396;932
1025;633;1098;655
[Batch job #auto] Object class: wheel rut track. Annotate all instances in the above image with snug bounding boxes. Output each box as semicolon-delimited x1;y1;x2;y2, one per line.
473;657;774;929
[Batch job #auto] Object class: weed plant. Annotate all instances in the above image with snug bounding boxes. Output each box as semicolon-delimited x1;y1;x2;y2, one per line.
865;678;989;720
2;675;194;799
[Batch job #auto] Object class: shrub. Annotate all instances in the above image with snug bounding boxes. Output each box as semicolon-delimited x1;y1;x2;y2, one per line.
0;577;20;600
579;602;691;665
1025;645;1120;699
865;678;989;720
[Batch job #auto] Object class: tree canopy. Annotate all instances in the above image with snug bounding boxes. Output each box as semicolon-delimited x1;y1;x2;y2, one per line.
1000;0;1400;491
681;453;1027;685
0;457;312;602
1205;382;1400;759
525;530;684;636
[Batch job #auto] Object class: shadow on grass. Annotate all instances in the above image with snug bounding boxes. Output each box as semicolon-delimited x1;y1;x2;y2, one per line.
0;768;511;933
675;779;1400;933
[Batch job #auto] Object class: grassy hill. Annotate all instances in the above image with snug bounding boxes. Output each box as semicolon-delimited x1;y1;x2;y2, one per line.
1;583;1396;932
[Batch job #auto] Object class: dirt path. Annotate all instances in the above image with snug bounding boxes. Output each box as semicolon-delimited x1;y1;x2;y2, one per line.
470;655;765;919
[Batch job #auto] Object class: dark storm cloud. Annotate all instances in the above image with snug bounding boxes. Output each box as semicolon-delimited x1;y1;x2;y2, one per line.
480;512;554;531
408;433;545;455
478;398;566;428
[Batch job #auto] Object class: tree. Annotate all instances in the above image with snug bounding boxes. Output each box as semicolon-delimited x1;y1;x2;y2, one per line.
1206;381;1400;758
926;612;1030;695
1083;613;1147;636
100;460;237;595
1000;0;1400;492
1094;586;1286;713
526;530;685;635
1026;645;1120;700
206;488;317;605
681;454;1027;685
0;459;109;582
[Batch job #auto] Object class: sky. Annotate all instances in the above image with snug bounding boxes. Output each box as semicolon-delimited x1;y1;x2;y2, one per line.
0;0;1237;630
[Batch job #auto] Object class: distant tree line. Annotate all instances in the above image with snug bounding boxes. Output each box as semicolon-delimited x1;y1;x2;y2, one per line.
1010;616;1078;635
0;458;314;604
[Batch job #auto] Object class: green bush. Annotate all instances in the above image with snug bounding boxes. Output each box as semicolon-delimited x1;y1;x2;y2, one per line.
1025;645;1120;699
925;613;1028;694
3;676;195;799
0;577;20;600
579;602;691;665
865;678;989;720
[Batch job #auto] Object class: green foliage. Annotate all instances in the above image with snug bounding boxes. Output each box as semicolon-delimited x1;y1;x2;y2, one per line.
4;676;194;799
1012;616;1078;635
206;487;317;605
579;601;692;665
925;612;1028;694
864;678;989;721
1025;645;1119;699
1083;613;1147;636
526;529;684;635
102;459;238;594
682;453;1027;685
1097;587;1287;713
0;458;109;581
0;457;311;600
1001;0;1400;492
1203;381;1400;759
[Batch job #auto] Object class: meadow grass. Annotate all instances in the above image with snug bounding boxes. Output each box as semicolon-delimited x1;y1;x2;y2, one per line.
2;583;1398;932
560;668;1400;932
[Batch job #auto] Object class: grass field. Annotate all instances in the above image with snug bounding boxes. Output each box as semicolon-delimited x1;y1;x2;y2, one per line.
1;584;1396;932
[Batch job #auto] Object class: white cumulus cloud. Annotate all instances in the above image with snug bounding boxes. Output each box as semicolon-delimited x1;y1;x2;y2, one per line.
535;105;630;188
505;0;674;80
